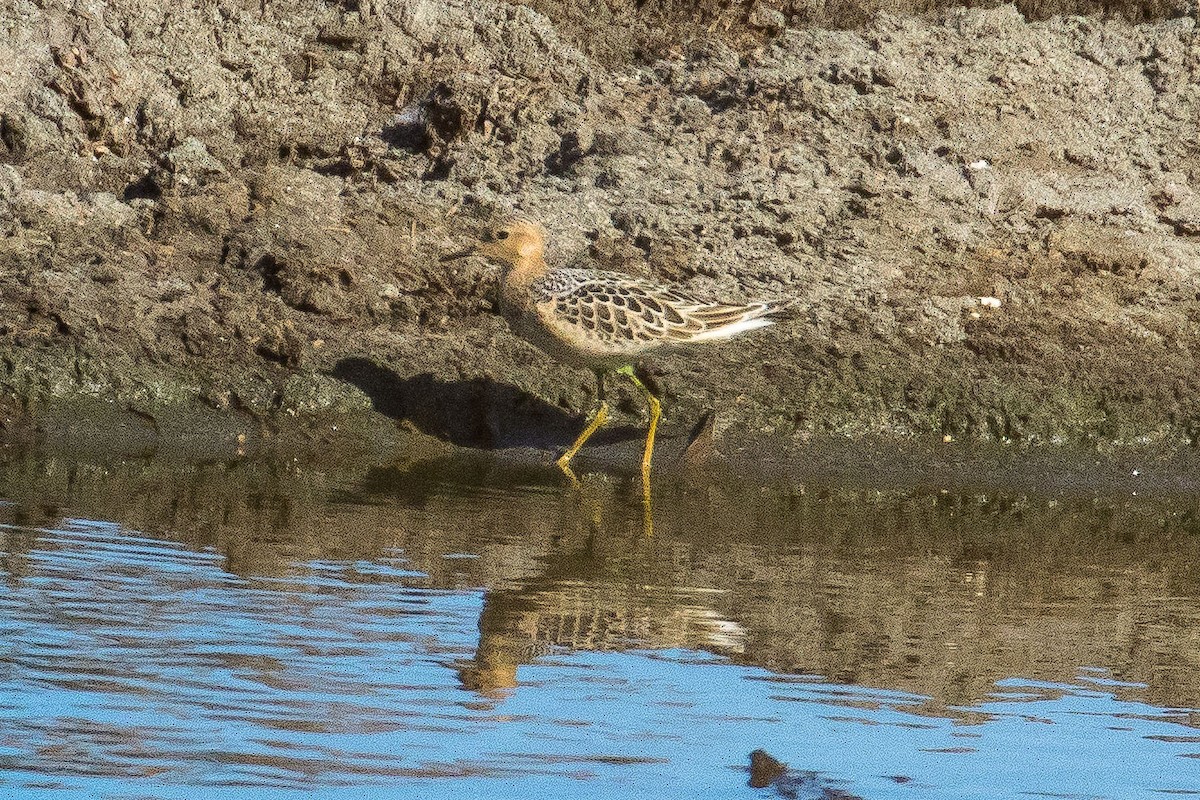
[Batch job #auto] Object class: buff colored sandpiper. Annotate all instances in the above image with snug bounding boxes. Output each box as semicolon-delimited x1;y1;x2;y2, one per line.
443;217;791;488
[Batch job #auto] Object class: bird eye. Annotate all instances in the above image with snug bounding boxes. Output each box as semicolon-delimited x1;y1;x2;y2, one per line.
495;230;509;240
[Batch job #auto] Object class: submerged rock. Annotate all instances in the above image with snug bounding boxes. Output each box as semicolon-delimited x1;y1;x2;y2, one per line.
748;749;865;799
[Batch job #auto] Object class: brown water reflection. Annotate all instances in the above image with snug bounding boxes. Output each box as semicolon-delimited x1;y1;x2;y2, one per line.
1;452;1199;715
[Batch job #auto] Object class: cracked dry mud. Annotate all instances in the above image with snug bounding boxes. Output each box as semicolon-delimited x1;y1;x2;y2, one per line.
0;0;1198;461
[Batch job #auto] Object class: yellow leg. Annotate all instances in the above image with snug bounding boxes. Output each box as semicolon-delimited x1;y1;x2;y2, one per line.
640;390;661;484
617;366;661;525
641;475;654;538
555;401;609;481
557;370;609;482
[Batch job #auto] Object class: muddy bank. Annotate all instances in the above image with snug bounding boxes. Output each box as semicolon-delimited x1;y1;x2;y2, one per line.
1;1;1198;457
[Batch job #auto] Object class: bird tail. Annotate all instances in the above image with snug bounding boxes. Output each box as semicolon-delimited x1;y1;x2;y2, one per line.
683;297;797;342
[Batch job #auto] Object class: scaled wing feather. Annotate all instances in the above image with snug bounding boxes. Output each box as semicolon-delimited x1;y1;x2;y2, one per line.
533;269;784;349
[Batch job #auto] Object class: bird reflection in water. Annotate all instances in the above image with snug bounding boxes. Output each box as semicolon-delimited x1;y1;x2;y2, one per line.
453;474;741;697
454;584;551;696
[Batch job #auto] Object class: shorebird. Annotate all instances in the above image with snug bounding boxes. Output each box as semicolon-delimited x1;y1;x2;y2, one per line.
442;217;790;488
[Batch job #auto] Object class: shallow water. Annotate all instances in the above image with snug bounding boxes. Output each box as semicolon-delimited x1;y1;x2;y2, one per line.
0;453;1198;799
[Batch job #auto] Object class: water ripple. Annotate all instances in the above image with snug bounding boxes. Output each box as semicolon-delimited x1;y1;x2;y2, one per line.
0;459;1197;798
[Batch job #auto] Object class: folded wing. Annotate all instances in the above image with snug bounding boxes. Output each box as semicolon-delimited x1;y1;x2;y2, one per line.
533;269;790;350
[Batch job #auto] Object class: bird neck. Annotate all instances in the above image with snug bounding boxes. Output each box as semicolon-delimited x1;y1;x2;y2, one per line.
502;252;549;287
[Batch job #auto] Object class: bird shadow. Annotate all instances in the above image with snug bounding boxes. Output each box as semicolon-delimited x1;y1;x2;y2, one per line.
329;356;644;452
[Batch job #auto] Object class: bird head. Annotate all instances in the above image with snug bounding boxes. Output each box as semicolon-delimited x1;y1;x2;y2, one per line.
441;217;546;268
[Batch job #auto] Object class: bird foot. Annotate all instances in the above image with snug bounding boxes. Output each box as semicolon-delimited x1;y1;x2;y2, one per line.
555;454;581;488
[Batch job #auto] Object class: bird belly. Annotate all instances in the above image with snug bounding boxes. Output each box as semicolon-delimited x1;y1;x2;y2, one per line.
503;305;639;369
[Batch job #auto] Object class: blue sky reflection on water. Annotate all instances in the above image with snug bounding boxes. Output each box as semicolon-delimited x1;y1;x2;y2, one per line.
0;521;1195;799
0;463;1198;799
